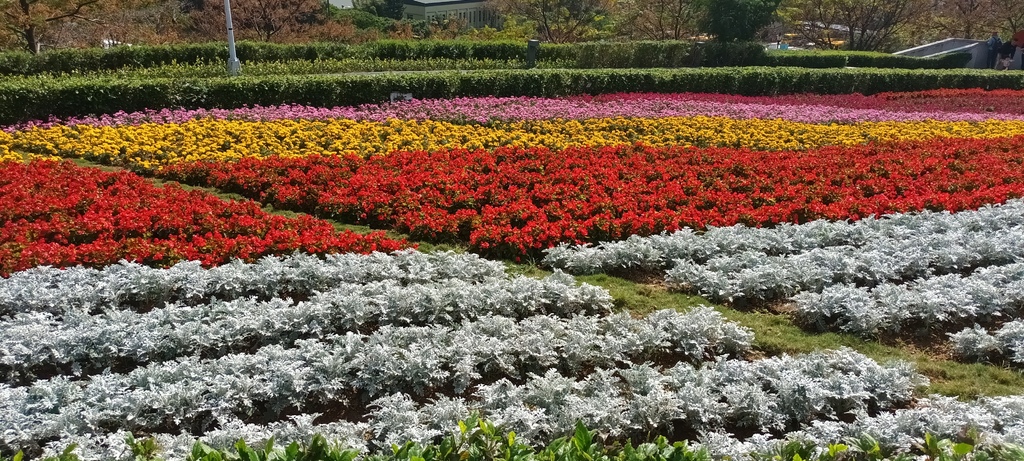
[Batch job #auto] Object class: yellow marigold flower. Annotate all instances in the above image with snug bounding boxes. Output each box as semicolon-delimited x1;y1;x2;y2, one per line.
7;117;1024;170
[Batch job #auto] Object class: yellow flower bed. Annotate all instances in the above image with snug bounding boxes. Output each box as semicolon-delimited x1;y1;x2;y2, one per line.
0;130;18;162
7;117;1024;170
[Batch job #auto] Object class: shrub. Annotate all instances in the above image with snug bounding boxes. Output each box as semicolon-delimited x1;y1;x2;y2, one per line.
764;50;973;69
1;67;1022;124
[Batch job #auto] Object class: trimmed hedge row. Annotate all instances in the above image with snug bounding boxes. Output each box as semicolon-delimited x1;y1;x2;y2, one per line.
845;50;973;69
535;41;764;68
364;39;526;60
0;42;359;75
764;52;851;68
0;40;973;75
1;67;1021;125
766;50;973;69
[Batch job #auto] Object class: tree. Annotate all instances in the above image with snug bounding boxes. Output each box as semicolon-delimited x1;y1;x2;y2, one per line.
994;0;1024;35
464;15;537;39
353;0;404;20
380;0;404;19
83;0;184;45
1;0;101;53
189;0;328;41
488;0;614;42
927;0;998;39
784;0;928;51
701;0;781;42
617;0;701;40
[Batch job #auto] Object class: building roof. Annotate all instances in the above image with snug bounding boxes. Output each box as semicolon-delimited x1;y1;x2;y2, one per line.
403;0;486;6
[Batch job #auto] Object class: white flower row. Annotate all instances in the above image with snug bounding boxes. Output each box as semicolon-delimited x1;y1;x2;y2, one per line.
50;393;1024;461
665;227;1024;303
0;250;507;318
950;321;1024;366
791;263;1024;337
543;200;1024;276
45;415;369;461
460;348;920;446
28;348;923;461
703;394;1024;461
0;307;751;450
0;271;612;383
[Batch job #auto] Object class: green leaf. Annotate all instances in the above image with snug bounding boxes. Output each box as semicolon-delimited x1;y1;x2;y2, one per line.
285;442;300;461
827;444;848;457
952;443;974;456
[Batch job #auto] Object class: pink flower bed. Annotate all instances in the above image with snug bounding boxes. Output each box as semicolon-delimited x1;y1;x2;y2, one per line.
8;89;1023;131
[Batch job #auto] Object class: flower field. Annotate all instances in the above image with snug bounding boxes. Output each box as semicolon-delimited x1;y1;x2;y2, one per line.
158;137;1024;256
0;161;405;275
5;88;1024;460
9;89;1024;131
546;199;1024;340
12;116;1024;171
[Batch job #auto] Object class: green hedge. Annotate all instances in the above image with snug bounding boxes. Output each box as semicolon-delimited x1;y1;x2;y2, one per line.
0;40;527;75
844;50;972;69
535;41;765;68
1;67;1021;124
0;42;363;75
0;40;978;76
0;40;700;74
763;50;972;69
365;39;526;60
538;41;695;68
764;52;849;68
61;58;536;79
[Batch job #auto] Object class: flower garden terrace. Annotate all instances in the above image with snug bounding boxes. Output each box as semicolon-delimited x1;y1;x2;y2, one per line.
4;88;1024;461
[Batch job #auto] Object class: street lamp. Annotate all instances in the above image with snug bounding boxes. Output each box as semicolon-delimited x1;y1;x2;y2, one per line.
224;0;241;76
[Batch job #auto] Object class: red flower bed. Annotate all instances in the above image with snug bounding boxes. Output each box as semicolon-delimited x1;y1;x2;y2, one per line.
158;136;1024;257
585;89;1024;115
0;160;406;275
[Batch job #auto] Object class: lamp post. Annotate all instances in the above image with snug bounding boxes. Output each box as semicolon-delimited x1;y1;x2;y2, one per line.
224;0;241;76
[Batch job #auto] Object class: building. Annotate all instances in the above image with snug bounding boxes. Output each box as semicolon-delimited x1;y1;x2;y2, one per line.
402;0;497;28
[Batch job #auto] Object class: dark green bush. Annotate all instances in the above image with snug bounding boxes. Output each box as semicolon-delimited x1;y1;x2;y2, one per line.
0;40;976;76
762;50;972;69
702;0;783;43
0;42;357;76
364;40;526;60
1;67;1021;125
763;52;849;68
235;42;355;61
842;50;972;69
549;41;694;68
0;53;32;75
536;43;579;62
539;41;762;68
0;43;226;75
697;42;767;67
331;7;394;30
932;52;974;68
0;40;764;76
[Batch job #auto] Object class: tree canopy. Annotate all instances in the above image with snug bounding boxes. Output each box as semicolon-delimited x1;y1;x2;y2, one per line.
701;0;782;42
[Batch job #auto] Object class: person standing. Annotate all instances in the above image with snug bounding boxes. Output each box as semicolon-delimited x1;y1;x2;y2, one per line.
998;39;1018;70
988;31;1003;69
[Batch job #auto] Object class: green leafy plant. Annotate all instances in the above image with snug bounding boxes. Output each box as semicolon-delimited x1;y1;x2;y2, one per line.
126;434;163;461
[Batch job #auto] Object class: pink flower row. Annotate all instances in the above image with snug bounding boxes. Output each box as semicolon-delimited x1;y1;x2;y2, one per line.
8;91;1023;131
